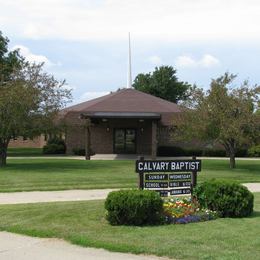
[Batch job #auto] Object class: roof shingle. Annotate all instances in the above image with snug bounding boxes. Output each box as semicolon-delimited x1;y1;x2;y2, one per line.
64;88;182;113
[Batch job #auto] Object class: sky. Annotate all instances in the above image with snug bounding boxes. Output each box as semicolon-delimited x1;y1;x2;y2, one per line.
1;0;260;105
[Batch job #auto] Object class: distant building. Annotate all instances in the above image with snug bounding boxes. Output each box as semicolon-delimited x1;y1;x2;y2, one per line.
62;88;182;158
9;135;46;148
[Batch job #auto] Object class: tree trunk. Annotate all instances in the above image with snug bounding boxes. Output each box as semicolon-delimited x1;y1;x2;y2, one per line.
222;140;236;169
85;126;91;160
0;141;8;167
229;151;236;169
84;119;91;160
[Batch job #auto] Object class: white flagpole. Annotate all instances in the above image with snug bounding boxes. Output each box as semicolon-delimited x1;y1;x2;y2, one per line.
127;32;132;88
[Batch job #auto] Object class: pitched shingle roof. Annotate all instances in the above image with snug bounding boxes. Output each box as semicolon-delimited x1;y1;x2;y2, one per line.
64;88;181;113
63;88;182;125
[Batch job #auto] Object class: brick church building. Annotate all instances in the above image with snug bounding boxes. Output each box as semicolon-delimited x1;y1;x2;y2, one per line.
62;88;182;158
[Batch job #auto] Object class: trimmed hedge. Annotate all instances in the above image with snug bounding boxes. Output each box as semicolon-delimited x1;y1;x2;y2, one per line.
72;148;85;156
157;146;248;157
47;137;66;146
157;146;226;157
43;144;65;154
194;180;254;218
43;137;66;154
157;146;193;156
248;145;260;157
105;189;164;226
72;148;95;156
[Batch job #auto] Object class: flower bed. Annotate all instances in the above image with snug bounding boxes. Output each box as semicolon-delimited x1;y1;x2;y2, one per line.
163;197;218;224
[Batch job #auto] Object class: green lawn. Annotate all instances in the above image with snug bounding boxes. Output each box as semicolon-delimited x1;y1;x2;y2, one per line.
0;159;135;192
0;193;259;259
0;158;260;192
7;148;44;157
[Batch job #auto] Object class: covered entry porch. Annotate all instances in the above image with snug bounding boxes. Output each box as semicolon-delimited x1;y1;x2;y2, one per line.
63;88;182;158
81;112;160;159
114;128;136;154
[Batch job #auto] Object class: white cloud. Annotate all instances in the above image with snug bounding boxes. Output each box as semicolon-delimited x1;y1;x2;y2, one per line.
199;54;220;68
175;54;220;68
1;0;260;42
11;45;60;67
77;91;110;103
175;55;197;68
148;55;163;66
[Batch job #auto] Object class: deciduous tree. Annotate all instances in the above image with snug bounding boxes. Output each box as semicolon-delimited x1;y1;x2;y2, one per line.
175;73;260;168
133;66;190;103
0;32;71;166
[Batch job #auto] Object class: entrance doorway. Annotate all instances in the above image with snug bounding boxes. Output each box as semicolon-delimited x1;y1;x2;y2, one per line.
114;128;136;154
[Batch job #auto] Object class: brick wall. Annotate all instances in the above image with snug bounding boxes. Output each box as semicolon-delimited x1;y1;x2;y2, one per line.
65;116;153;155
9;135;46;148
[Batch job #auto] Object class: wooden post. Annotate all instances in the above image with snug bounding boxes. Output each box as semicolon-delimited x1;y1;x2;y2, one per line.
191;156;197;198
138;156;144;189
85;118;91;160
151;120;157;160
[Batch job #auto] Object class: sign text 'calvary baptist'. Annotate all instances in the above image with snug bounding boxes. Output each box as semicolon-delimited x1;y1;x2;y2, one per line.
136;160;201;172
135;159;201;197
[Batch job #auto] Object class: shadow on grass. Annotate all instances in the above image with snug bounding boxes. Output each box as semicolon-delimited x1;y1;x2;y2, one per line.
202;159;260;173
250;211;260;218
7;148;44;157
3;160;133;173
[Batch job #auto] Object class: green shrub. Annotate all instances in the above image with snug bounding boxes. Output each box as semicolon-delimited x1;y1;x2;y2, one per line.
72;148;95;156
157;146;225;157
248;145;260;157
235;148;248;157
72;148;85;156
47;137;65;146
157;146;248;157
43;137;66;154
105;189;164;226
43;144;65;154
203;149;226;157
194;180;254;217
157;146;203;156
185;148;203;156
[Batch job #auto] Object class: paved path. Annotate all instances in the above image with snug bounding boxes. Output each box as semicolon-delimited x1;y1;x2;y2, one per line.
0;189;118;205
0;232;169;260
0;185;259;260
7;155;260;160
91;155;260;161
243;183;260;192
0;184;259;205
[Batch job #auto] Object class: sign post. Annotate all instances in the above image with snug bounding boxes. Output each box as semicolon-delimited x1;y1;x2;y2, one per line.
191;156;198;195
135;157;201;198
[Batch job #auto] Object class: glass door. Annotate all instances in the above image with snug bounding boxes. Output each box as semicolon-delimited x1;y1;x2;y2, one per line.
114;128;136;154
114;129;125;154
125;129;136;153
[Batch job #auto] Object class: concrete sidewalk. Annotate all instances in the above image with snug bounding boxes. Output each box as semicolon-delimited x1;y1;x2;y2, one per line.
243;183;260;192
0;232;169;260
0;185;258;260
7;154;260;160
0;189;118;205
0;184;259;205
